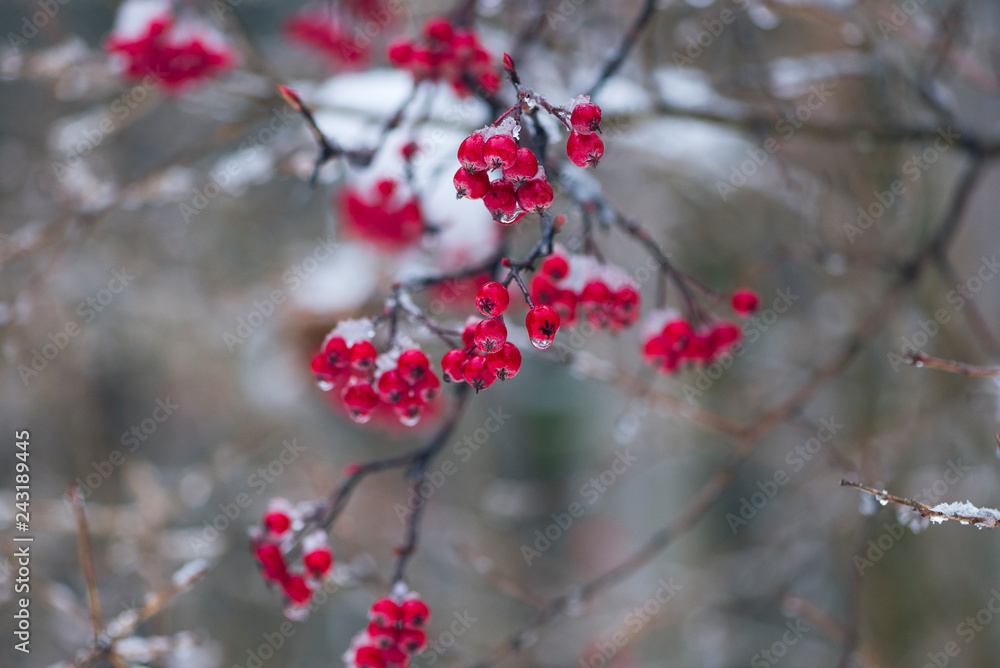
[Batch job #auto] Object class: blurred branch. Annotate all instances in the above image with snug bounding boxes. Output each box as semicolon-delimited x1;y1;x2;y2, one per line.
904;351;1000;376
841;480;1000;529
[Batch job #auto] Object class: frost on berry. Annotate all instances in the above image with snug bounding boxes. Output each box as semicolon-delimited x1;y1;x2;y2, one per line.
567;131;605;168
476;281;510;316
526;305;561;350
570;101;602;134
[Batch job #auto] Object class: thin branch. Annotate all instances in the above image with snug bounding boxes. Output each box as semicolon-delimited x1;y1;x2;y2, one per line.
904;351;1000;376
69;486;103;640
841;480;1000;529
588;0;657;98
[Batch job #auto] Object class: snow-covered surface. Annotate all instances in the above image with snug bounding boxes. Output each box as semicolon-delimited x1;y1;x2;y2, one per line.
291;245;378;313
928;501;1000;527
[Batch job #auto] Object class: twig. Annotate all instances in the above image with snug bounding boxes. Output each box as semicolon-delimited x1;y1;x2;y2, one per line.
68;486;103;640
841;480;1000;529
904;351;1000;376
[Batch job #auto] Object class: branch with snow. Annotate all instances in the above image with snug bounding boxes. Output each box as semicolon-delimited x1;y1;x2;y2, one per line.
841;480;1000;529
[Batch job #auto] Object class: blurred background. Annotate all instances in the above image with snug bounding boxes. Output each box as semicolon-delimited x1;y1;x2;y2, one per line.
2;0;1000;666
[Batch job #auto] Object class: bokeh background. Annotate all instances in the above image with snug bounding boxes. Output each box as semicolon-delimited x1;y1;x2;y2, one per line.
2;0;1000;666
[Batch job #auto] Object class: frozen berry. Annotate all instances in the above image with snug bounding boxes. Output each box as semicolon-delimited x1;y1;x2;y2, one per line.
483;134;518;170
441;349;469;383
458;133;487;172
474;317;508;353
454;166;490;199
401;598;431;628
539;255;569;280
349;340;378;373
502;147;539;184
476;281;510;316
397;349;430;384
516;178;554;213
483;179;518;221
376;369;407;404
369;598;401;627
487;342;522;380
570;101;602;134
463;355;496;392
526;305;560;350
566;131;604;168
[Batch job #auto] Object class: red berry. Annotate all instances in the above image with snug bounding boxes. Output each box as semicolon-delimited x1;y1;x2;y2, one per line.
458;133;487;172
526;305;560;350
323;335;350;368
367;622;397;649
441;349;469;383
539;255;569;280
384;645;408;666
551;289;578;327
474;318;508;354
487;342;522;380
401;598;431;628
530;274;558;305
282;574;312;605
254;542;287;582
263;510;291;536
566;131;604;168
662;319;693;344
349;340;378;373
516;178;554;213
370;598;402;627
483;179;518;221
397;349;430;384
461;321;477;349
394;392;424;426
311;353;339;384
303;547;333;577
387;39;414;67
399;628;427;654
711;321;742;349
580;280;610;304
483;134;518;170
731;288;760;316
502;147;539;184
614;287;640;322
454;166;490;199
463;355;496;392
355;645;387;668
423;16;454;43
342;382;379;423
476;281;510;316
376;369;407;404
415;372;441;402
570;102;602;134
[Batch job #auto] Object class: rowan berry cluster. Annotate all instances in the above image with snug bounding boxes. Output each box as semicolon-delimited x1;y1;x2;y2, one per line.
454;118;554;224
337;179;425;251
529;250;640;330
105;0;235;91
387;16;500;97
641;288;759;373
284;9;369;67
437;282;522;392
342;592;430;668
251;499;334;618
311;319;441;426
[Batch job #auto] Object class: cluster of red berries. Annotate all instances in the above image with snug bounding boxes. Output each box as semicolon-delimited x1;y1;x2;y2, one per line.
311;319;441;426
345;594;430;668
529;251;640;331
641;289;760;373
387;16;500;97
564;97;605;168
454;118;555;224
105;3;235;91
284;9;369;67
337;179;424;251
439;282;523;392
251;499;334;618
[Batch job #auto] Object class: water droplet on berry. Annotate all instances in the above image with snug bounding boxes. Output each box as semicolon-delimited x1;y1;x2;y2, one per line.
349;411;373;424
530;336;552;350
398;413;421;427
497;210;524;225
317;380;334;391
